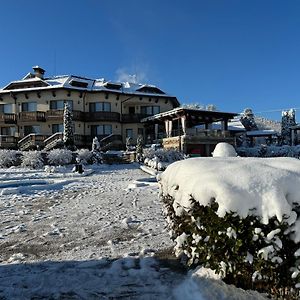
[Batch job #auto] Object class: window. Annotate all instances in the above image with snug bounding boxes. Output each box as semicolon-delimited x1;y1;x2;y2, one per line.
129;107;135;114
22;102;37;112
0;104;13;114
24;125;40;135
91;125;112;136
50;100;73;110
140;106;160;115
126;129;133;138
1;127;15;135
52;124;64;134
89;102;111;112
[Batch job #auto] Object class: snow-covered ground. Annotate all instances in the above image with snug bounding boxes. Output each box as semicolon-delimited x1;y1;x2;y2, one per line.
0;163;266;299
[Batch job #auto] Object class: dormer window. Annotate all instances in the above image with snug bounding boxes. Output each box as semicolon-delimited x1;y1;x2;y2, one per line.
136;86;165;95
69;80;88;88
104;82;122;90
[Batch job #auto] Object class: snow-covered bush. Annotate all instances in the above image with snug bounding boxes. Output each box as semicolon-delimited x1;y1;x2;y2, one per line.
159;157;300;298
0;150;18;167
21;151;44;169
47;149;73;166
143;148;185;171
237;145;300;158
212;143;237;157
76;149;93;164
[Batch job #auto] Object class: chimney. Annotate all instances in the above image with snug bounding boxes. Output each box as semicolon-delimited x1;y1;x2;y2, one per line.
32;66;45;79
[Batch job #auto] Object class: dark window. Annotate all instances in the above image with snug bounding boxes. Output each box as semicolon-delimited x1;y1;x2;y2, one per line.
91;125;112;136
24;125;40;135
89;102;111;112
50;100;73;110
52;124;64;134
1;127;15;135
69;80;88;88
140;106;160;115
22;102;37;112
126;129;133;138
0;104;12;113
129;107;135;114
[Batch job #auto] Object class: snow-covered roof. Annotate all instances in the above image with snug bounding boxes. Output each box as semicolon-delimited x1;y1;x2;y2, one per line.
245;130;278;137
141;107;238;123
0;70;178;104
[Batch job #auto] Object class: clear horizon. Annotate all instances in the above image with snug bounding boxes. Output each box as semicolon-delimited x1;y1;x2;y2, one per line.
0;0;299;121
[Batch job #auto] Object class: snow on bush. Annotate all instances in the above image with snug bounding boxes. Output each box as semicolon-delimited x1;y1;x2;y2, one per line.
76;149;93;164
212;143;237;157
47;149;73;166
237;145;300;158
143;148;185;171
21;151;44;169
159;157;300;297
0;150;18;167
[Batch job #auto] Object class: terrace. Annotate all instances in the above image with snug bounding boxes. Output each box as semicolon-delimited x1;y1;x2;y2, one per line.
142;107;239;156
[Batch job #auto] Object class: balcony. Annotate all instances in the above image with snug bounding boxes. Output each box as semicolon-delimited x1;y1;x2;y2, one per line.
85;111;120;122
0;113;17;124
121;114;148;123
19;111;46;122
46;110;84;121
0;136;17;149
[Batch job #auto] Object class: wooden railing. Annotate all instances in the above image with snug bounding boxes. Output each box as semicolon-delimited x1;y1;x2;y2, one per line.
18;134;49;150
19;111;46;122
46;110;84;121
44;132;63;146
121;114;148;123
85;111;120;122
0;113;17;124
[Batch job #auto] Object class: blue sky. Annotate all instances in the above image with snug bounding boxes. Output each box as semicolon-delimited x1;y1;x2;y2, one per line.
0;0;300;120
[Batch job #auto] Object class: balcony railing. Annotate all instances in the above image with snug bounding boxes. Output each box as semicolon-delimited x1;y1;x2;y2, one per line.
85;111;120;122
19;111;46;122
0;135;17;148
46;110;84;121
121;114;148;123
0;113;17;124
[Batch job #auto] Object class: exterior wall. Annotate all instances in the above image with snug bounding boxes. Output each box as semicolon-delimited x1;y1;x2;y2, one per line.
0;87;178;149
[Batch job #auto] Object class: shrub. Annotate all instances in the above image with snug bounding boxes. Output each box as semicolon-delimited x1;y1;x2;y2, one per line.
159;157;300;299
161;196;300;298
21;151;44;169
143;148;186;170
0;150;18;168
47;149;73;166
76;149;93;164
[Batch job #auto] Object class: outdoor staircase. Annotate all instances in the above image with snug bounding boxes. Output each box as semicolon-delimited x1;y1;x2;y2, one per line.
43;132;64;151
100;134;123;151
18;134;48;151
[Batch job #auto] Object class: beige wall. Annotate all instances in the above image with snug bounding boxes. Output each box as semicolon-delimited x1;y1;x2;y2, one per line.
0;88;178;146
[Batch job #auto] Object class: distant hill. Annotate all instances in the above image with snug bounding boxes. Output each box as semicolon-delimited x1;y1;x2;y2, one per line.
255;116;281;133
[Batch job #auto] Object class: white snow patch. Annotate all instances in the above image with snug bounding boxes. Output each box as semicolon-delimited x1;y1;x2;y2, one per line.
159;157;300;239
212;142;237;157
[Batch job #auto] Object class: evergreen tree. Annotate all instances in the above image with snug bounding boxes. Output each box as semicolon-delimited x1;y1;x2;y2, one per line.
240;108;259;131
136;135;144;163
63;102;75;150
281;109;296;145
